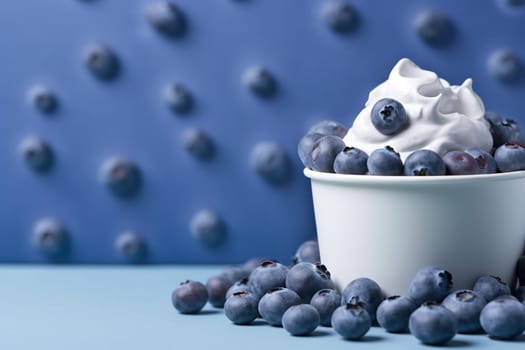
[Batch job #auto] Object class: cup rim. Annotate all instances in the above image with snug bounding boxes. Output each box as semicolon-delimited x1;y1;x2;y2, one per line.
304;168;525;185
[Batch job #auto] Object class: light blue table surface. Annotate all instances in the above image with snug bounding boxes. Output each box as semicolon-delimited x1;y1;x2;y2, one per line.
1;265;524;349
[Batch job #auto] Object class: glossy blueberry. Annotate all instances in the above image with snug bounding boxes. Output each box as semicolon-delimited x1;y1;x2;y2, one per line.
206;275;232;308
224;291;259;325
292;240;320;265
489;50;522;83
465;149;498;174
243;66;276;97
221;266;249;285
282;304;320;336
473;275;511;302
310;135;346;173
182;128;215;161
443;151;479;175
376;295;418;333
298;133;324;169
441;289;486;333
286;262;334;303
415;10;454;47
258;287;301;326
248;260;289;298
226;278;252;300
310;289;342;326
146;1;186;37
334;147;368;174
494;143;525;172
100;157;142;197
322;1;359;34
250;142;291;184
115;231;146;262
190;210;226;246
163;83;193;114
367;146;403;176
84;43;120;80
172;280;208;314
341;277;383;322
241;257;268;275
28;85;58;114
32;218;69;258
20;137;54;173
331;302;371;340
408;266;453;304
480;298;525;339
484;112;524;147
409;302;457;345
308;120;348;138
371;98;409;136
404;149;446;176
518;255;525;286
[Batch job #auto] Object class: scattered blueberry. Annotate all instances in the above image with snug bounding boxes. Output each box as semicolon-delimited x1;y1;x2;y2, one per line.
258;287;301;326
489;50;522;83
484;112;524;147
243;66;276;97
480;298;525;339
20;137;54;173
442;150;479;175
308;120;348;138
334;147;369;174
370;98;409;136
376;295;418;333
322;1;359;34
248;261;289;298
408;266;453;304
28;85;58;114
206;275;232;308
32;218;69;258
282;304;320;336
331;302;371;340
341;277;383;322
182;128;215;161
292;240;320;265
84;43;120;80
226;278;252;300
241;257;268;275
298;133;324;169
100;157;142;197
473;275;511;302
367;146;403;176
404;149;446;176
310;289;342;326
409;302;457;345
494;143;525;172
465;149;498;174
115;231;146;262
163;83;193;114
286;262;334;303
310;135;346;173
250;142;291;184
441;289;487;333
172;280;209;314
146;1;186;37
415;10;454;47
221;266;248;285
190;209;226;246
224;291;259;325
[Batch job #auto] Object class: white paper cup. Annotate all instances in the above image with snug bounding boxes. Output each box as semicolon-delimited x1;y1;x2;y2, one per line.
304;168;525;296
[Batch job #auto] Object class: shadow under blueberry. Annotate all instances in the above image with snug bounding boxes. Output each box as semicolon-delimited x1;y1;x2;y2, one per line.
191;309;221;316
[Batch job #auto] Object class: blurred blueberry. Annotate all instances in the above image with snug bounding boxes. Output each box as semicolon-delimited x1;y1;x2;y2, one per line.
308;120;348;138
465;149;498;174
221;266;248;285
404;149;446;176
409;302;457;345
286;262;334;303
258;287;301;326
190;209;226;246
331;302;371;340
489;50;522;83
322;1;359;34
298;133;324;169
249;260;289;298
206;274;232;308
367;146;403;176
480;298;525;339
32;218;69;258
115;231;146;262
310;288;342;326
408;266;453;304
441;290;486;333
341;277;384;323
172;280;208;314
473;275;511;302
282;304;320;336
310;135;346;173
334;147;368;174
224;291;259;325
370;98;409;136
84;43;120;80
182;128;215;161
494;143;525;172
241;257;268;275
415;10;454;47
243;66;276;97
376;295;418;333
28;85;58;114
20;136;54;173
292;240;320;265
100;157;142;197
163;83;193;114
146;1;187;37
250;142;291;184
443;151;479;175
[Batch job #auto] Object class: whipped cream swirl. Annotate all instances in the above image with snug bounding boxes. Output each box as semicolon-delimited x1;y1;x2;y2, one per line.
343;58;493;161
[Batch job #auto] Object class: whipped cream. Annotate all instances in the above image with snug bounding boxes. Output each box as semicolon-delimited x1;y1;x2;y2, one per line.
343;58;493;161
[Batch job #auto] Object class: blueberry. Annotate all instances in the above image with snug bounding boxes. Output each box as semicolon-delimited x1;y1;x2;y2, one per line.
308;120;348;138
28;85;58;114
376;295;418;333
286;262;334;303
480;298;525;339
415;11;454;47
292;240;320;265
334;147;368;174
172;280;208;314
163;83;193;114
226;278;252;300
310;289;342;326
465;149;498;174
221;266;249;285
20;137;54;173
84;43;120;80
518;255;525;286
100;157;142;197
190;209;226;246
115;231;146;262
182;128;215;161
473;275;511;302
367;146;403;176
243;66;276;97
489;50;522;83
241;257;268;275
494;294;519;301
224;291;259;325
248;260;289;298
282;304;320;336
331;302;371;340
250;142;291;184
494;143;525;172
145;1;186;37
370;98;409;136
298;133;324;169
322;1;359;34
310;135;346;173
258;287;301;326
441;290;487;333
442;151;479;175
409;302;457;345
341;277;384;322
404;149;446;176
408;266;453;304
484;112;524;147
32;218;69;258
206;275;232;308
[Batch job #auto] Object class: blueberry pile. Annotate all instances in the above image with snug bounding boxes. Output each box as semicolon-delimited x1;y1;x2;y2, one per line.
172;240;525;344
299;104;525;175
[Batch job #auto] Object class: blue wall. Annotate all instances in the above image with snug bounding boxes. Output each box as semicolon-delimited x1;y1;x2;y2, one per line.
0;0;524;264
